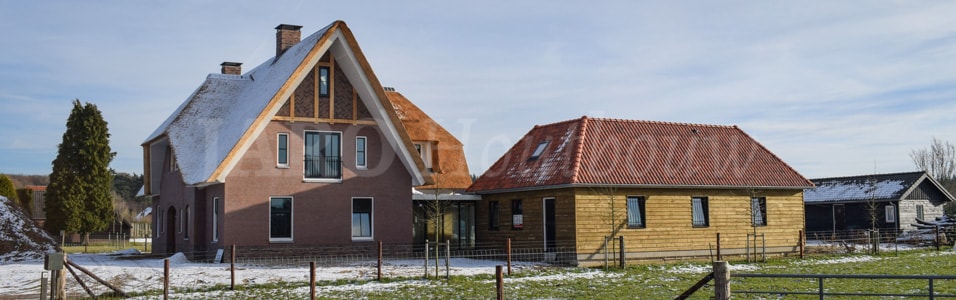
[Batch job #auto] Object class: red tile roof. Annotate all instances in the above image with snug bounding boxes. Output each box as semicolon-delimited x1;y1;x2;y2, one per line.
467;116;813;193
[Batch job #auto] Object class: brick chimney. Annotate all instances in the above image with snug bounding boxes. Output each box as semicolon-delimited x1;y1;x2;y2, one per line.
220;62;242;75
275;24;303;56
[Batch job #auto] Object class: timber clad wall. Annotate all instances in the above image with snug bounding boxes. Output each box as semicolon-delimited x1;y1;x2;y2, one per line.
475;187;805;265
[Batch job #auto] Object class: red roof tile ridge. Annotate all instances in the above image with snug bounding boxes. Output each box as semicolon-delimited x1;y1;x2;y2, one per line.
587;117;737;128
533;115;588;129
568;116;589;183
732;126;814;187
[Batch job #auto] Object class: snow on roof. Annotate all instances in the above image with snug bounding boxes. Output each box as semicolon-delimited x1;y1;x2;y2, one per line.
804;171;924;203
144;23;333;185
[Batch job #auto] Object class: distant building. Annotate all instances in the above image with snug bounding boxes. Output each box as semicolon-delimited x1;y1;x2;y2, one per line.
24;185;46;227
804;171;955;234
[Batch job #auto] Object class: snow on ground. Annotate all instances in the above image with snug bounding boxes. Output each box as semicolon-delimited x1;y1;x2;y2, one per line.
0;250;541;297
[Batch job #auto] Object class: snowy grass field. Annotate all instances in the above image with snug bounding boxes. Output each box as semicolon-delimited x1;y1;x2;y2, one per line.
2;247;955;299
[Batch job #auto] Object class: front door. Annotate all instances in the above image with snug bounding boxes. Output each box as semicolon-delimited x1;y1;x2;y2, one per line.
544;198;556;251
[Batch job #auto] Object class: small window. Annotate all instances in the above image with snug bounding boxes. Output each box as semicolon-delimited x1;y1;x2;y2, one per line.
916;204;924;220
627;196;646;228
352;198;373;240
356;136;367;169
511;200;524;229
212;197;220;241
270;197;293;242
169;149;179;172
751;197;767;226
885;205;895;223
319;67;330;97
489;201;500;230
529;141;548;160
179;208;184;234
277;133;289;167
184;205;190;240
692;197;709;227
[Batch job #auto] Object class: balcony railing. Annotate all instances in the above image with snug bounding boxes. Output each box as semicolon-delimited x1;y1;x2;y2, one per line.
304;155;341;179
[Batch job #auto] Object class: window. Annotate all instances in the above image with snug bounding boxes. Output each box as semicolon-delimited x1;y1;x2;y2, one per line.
270;197;293;241
212;197;220;241
511;200;524;229
627;196;646;228
304;131;341;179
489;201;500;230
885;205;895;223
319;66;330;97
179;208;184;233
916;204;925;220
184;205;190;240
277;133;289;167
413;142;433;170
169;149;179;172
751;197;767;226
356;136;367;169
352;198;373;240
529;141;548;160
691;197;709;227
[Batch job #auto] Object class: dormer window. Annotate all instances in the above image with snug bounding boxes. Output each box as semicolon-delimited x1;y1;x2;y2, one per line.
529;141;548;160
414;142;433;171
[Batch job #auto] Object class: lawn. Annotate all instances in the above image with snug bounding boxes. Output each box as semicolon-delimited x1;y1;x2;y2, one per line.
116;249;956;299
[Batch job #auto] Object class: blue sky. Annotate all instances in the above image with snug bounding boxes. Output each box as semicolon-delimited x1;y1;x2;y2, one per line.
1;1;955;179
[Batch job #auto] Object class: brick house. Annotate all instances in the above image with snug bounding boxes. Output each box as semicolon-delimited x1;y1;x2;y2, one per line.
141;21;433;258
467;116;814;266
804;171;954;235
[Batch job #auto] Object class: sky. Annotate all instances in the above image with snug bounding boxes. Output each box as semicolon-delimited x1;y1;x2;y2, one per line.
1;1;955;179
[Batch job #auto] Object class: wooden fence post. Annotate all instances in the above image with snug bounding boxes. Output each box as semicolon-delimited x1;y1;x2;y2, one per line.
716;233;721;261
936;225;941;251
799;230;805;259
424;239;429;279
230;244;236;290
619;236;625;268
496;265;504;300
713;261;730;300
377;240;383;281
445;240;451;279
310;261;316;300
506;238;512;276
164;258;170;300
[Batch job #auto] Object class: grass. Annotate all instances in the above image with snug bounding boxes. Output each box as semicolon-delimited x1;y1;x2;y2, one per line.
98;249;956;299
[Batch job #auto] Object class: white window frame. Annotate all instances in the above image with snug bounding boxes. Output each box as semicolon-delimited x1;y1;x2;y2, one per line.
303;130;343;183
351;197;374;241
413;142;432;169
212;197;220;242
269;196;294;243
277;133;289;168
356;136;367;169
916;204;925;220
885;204;895;223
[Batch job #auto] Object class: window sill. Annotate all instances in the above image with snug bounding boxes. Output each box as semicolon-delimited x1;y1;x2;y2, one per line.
352;237;373;242
276;165;290;169
627;225;645;229
303;178;342;183
269;239;294;243
692;225;709;228
356;166;367;170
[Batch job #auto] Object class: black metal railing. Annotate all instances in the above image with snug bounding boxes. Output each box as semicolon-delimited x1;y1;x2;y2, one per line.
734;273;956;299
304;155;341;179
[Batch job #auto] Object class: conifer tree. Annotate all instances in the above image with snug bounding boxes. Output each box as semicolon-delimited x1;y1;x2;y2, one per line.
46;100;115;244
0;174;16;202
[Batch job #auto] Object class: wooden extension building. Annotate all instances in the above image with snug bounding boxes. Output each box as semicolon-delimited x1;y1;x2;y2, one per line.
467;117;814;266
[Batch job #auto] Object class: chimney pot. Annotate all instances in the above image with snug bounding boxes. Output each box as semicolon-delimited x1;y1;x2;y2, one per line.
220;62;242;75
275;24;304;56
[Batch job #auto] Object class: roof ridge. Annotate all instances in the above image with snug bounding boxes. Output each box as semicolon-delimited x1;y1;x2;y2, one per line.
810;170;925;181
730;126;815;187
568;116;589;183
587;117;737;128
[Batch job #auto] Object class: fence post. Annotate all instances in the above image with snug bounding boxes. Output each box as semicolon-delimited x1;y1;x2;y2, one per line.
799;230;805;259
445;240;451;279
377;240;383;281
619;236;625;268
716;233;721;261
230;244;236;290
936;226;941;251
506;238;512;276
495;265;504;300
310;261;316;300
424;239;429;279
713;261;730;300
164;258;170;300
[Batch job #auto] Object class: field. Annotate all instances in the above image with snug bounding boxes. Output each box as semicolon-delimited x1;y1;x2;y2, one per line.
4;247;954;299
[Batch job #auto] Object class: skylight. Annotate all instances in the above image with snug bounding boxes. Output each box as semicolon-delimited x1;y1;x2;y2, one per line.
530;141;549;160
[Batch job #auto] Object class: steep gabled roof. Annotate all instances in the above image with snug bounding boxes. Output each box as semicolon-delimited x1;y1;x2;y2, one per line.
142;21;429;193
804;171;955;203
468;116;813;193
385;91;472;190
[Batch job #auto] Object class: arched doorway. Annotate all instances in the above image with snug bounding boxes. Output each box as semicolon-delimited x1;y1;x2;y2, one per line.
166;206;177;254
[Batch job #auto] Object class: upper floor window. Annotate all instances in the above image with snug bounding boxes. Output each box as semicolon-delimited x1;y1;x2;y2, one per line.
319;67;330;97
691;197;709;227
751;197;767;226
627;196;646;228
414;142;433;171
356;136;367;169
277;133;289;167
529;141;548;160
169;149;179;172
304;131;341;179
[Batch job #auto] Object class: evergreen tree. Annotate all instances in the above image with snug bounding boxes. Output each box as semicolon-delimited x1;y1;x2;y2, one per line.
46;100;115;244
0;174;16;202
16;188;34;217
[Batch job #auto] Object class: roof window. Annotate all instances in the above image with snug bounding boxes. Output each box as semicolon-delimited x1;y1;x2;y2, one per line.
529;141;549;160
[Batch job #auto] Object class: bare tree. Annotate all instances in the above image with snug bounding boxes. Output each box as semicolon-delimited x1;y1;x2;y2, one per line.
422;173;452;243
911;137;956;215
